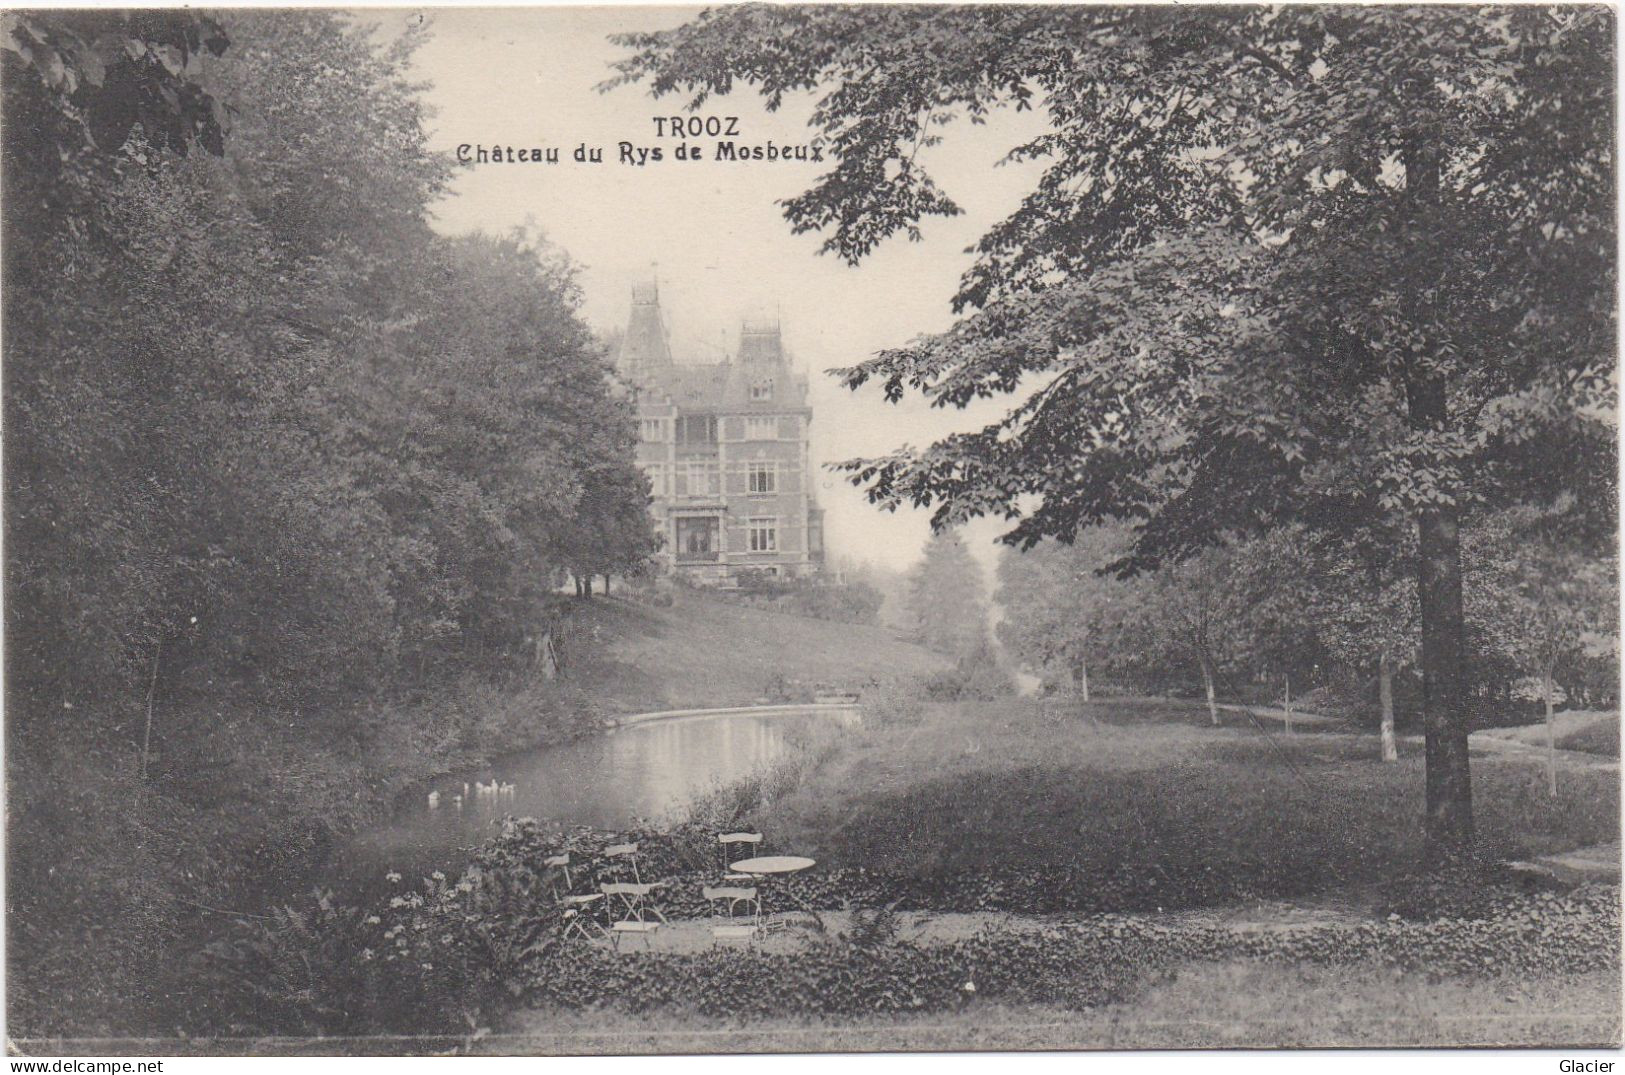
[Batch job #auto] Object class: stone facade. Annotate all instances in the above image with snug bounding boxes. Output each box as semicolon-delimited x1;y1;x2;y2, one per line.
616;283;824;585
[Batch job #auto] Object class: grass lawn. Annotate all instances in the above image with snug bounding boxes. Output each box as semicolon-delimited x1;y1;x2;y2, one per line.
32;962;1612;1054
749;697;1619;902
1558;714;1623;758
484;697;1618;1053
492;964;1619;1053
573;590;947;714
1478;709;1621;759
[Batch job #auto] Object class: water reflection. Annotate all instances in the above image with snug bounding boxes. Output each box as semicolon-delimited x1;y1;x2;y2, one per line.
334;707;854;893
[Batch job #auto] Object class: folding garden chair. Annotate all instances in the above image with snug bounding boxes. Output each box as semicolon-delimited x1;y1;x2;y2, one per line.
543;853;573;896
558;892;607;941
717;831;762;880
604;841;642;883
701;884;761;923
609;919;660;950
600;881;670;925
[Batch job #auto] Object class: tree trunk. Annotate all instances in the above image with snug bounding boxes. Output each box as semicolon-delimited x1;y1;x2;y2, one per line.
1544;663;1557;797
1378;648;1398;763
603;575;611;596
1412;380;1474;858
1200;656;1219;726
1072;654;1090;703
1405;142;1473;860
1284;673;1293;735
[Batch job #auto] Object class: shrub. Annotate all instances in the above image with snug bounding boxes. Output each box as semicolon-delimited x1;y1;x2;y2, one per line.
857;676;928;728
681;721;845;833
924;643;1015;701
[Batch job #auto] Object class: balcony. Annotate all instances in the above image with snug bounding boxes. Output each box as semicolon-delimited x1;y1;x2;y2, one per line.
674;550;720;563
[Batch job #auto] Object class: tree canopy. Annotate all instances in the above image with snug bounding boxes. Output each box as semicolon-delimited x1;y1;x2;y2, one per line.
7;9;656;722
611;4;1616;854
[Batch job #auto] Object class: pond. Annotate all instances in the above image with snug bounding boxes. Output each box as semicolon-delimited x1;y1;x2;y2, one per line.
330;705;858;896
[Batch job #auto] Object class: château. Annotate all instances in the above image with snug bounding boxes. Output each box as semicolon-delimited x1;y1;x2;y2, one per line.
615;282;825;585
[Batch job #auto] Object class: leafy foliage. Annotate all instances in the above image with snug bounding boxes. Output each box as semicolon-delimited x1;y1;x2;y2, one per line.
995;526;1136;695
610;5;1617;852
193;814;1619;1037
5;10;656;1035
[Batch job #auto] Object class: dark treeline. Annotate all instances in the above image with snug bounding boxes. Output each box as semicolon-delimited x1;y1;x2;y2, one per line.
4;11;655;1031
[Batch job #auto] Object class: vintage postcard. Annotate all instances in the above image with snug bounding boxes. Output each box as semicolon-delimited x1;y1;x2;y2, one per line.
4;3;1618;1059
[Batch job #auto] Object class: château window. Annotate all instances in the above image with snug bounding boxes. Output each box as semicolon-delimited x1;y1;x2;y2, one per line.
748;462;777;494
750;380;774;401
677;415;718;445
640;418;667;442
745;416;777;440
675;462;718;497
748;517;778;552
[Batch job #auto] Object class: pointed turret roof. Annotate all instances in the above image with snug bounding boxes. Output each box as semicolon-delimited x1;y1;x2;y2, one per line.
618;281;673;380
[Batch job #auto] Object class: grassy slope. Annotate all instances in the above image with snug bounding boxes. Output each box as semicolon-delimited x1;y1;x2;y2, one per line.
567;590;947;714
752;697;1619;888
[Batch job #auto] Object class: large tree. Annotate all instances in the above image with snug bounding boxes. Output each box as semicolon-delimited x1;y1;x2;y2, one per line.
611;5;1616;856
995;525;1135;700
905;527;991;658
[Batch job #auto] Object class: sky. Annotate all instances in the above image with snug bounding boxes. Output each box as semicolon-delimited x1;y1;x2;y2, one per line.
404;6;1053;579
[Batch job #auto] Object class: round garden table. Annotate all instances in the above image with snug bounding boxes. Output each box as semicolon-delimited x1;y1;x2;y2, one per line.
729;855;822;929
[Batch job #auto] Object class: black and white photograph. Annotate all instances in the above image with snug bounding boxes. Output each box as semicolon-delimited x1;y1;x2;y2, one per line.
3;2;1619;1058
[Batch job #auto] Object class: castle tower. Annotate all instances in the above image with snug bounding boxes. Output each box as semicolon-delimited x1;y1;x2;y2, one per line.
618;280;673;381
736;319;785;366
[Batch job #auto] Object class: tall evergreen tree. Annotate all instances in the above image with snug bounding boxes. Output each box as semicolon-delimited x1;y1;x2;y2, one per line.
905;528;990;658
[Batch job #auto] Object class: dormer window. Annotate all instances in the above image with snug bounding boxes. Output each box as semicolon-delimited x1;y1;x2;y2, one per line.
750;380;773;401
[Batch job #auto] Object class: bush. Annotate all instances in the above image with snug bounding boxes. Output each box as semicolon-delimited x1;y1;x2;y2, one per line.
718;572;885;626
858;676;928;728
924;643;1015;702
682;722;846;834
